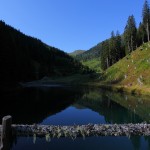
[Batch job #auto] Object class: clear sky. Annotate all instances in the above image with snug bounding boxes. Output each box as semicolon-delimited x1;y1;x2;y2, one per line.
0;0;146;52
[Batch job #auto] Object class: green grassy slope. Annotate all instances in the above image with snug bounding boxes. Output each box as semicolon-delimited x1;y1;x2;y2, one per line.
82;58;102;73
74;42;102;73
101;42;150;94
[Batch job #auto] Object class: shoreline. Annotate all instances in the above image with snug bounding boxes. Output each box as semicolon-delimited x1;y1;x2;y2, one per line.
84;82;150;96
1;74;150;97
100;84;150;96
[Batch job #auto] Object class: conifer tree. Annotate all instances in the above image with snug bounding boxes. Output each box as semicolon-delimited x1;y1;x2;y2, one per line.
101;40;109;70
142;0;150;41
109;31;116;65
124;15;137;53
137;22;147;46
116;31;123;61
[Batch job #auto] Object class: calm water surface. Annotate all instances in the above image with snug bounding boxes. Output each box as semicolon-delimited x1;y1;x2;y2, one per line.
1;86;150;150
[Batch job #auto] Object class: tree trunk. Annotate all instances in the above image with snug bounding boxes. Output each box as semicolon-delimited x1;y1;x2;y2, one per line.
127;41;130;53
106;57;109;69
131;35;133;52
147;21;149;42
142;36;144;44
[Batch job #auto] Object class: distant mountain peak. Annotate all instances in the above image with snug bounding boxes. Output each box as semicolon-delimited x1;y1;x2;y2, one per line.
69;50;86;56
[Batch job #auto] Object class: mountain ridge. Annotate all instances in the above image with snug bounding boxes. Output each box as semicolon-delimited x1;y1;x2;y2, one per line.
0;21;90;88
69;50;86;56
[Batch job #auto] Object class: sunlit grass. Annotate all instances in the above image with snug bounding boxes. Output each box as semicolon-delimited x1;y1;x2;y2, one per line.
82;58;102;73
101;42;150;95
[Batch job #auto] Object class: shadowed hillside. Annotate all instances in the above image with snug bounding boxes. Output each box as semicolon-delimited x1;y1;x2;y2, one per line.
0;21;90;89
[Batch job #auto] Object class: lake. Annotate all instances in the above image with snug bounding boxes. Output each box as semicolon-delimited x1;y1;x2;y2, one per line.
1;85;150;150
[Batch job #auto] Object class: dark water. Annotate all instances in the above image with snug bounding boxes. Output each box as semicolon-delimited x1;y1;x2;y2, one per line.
1;86;150;150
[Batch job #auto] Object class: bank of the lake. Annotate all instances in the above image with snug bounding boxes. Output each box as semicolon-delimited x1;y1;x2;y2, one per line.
87;82;150;97
20;73;150;97
86;42;150;96
73;42;149;96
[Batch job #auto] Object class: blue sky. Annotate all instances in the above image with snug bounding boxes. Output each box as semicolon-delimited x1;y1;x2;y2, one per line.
0;0;146;52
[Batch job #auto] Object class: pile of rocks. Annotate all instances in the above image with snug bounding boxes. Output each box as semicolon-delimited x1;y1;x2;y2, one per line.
12;123;150;139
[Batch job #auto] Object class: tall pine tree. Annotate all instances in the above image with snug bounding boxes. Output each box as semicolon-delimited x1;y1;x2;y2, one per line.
124;15;137;53
116;31;124;61
142;0;150;42
101;40;110;70
137;22;147;46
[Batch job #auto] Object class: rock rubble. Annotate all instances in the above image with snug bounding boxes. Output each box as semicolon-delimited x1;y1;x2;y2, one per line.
12;123;150;139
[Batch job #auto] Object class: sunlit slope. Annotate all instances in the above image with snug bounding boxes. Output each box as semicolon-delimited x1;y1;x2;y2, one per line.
102;42;150;93
73;42;102;73
82;58;101;73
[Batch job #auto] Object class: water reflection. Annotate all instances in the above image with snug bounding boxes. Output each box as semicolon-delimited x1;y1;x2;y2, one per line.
11;136;150;150
0;86;83;124
1;86;150;150
75;90;143;124
1;86;150;124
104;91;150;122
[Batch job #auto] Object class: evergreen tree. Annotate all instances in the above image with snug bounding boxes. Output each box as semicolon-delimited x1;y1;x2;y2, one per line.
137;22;147;46
116;31;124;60
101;40;109;70
109;31;116;65
124;15;137;53
142;0;150;42
101;31;125;70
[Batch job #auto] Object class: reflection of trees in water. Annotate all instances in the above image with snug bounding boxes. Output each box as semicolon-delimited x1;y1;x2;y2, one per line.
105;91;150;123
76;89;143;124
145;137;150;149
0;87;84;124
130;136;150;150
1;87;150;150
130;136;141;150
75;88;150;150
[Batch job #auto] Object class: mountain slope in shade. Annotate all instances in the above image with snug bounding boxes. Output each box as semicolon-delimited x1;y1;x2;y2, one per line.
0;21;89;88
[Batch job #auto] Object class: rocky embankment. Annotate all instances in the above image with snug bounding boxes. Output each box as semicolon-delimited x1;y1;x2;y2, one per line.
12;123;150;139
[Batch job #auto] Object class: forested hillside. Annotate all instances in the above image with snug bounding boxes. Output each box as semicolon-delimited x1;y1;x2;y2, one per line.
101;42;150;94
75;42;102;61
75;0;150;75
0;21;90;88
74;43;102;72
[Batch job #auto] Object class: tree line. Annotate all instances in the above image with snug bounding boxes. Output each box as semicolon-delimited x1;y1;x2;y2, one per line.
75;43;102;61
0;21;91;88
101;0;150;70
